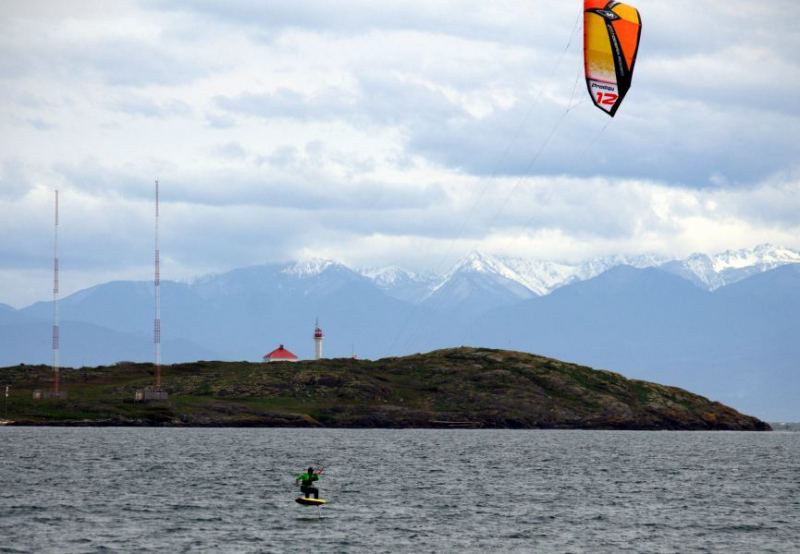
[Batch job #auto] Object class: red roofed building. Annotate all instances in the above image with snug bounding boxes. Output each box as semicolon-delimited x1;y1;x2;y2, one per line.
263;344;299;363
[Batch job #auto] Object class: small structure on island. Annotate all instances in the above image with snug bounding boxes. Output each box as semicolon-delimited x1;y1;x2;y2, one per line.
263;344;299;363
134;387;168;402
314;319;324;360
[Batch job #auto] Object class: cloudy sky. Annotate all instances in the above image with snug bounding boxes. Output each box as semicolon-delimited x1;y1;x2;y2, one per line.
1;0;798;306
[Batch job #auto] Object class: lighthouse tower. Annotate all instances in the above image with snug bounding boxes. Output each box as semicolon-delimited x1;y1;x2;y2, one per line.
313;319;324;360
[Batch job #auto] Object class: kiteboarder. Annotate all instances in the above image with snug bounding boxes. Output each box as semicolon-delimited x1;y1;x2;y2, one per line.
295;466;321;499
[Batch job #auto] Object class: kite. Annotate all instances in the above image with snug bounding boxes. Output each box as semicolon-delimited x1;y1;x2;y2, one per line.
583;0;642;116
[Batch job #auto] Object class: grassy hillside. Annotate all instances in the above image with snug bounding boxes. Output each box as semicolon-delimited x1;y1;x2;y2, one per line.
0;347;769;430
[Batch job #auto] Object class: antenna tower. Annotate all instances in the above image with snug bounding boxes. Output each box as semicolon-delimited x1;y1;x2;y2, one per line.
52;190;60;395
154;179;161;387
133;180;168;402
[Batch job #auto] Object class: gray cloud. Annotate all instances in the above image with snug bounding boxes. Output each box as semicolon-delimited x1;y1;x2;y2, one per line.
61;39;205;87
25;118;56;131
213;142;247;159
205;113;237;129
215;88;356;122
2;30;205;88
643;1;799;60
111;96;192;119
214;66;799;186
718;171;800;226
214;73;463;131
403;93;800;185
148;0;573;48
50;157;446;213
258;145;298;168
0;159;34;201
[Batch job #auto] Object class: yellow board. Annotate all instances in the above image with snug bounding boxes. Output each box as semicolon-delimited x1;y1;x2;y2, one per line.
296;497;327;506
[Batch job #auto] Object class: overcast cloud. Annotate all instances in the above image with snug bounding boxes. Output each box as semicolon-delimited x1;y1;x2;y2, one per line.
0;0;798;306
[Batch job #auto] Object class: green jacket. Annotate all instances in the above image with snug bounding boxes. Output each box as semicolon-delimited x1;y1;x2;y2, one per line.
296;472;321;488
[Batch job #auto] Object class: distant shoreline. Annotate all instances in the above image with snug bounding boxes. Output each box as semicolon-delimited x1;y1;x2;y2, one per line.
769;422;800;431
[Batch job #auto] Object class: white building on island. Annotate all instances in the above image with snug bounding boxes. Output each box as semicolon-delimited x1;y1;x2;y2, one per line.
314;319;324;360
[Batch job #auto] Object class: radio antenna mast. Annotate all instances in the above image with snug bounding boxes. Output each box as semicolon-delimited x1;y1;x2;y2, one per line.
52;189;60;395
154;179;161;387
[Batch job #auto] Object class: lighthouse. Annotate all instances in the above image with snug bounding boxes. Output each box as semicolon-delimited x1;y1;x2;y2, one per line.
314;319;324;360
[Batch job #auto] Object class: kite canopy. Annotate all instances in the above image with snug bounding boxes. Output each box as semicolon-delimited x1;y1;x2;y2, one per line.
583;0;642;116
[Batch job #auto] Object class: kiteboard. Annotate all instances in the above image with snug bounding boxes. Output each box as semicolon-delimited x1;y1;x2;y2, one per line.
295;497;327;506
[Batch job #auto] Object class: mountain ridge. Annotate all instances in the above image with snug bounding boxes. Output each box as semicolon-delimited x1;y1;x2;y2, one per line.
357;243;800;303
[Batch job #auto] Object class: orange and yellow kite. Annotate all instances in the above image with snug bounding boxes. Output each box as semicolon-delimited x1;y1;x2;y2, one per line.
584;0;642;116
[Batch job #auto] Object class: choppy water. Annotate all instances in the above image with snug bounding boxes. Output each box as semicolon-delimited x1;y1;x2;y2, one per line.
1;428;798;553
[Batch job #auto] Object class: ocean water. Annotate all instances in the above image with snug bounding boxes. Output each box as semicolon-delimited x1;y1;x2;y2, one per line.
0;428;798;553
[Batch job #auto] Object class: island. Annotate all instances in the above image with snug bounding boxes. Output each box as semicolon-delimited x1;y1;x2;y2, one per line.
0;347;770;430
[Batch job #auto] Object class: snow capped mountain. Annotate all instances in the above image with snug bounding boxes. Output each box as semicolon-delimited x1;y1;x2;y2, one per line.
282;258;338;277
661;254;725;290
350;244;800;300
421;252;535;316
711;243;800;271
433;252;528;293
427;246;799;296
422;251;670;299
194;246;757;309
499;254;667;296
497;257;581;295
357;266;438;303
360;266;432;287
577;253;669;276
432;252;576;297
660;244;800;290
